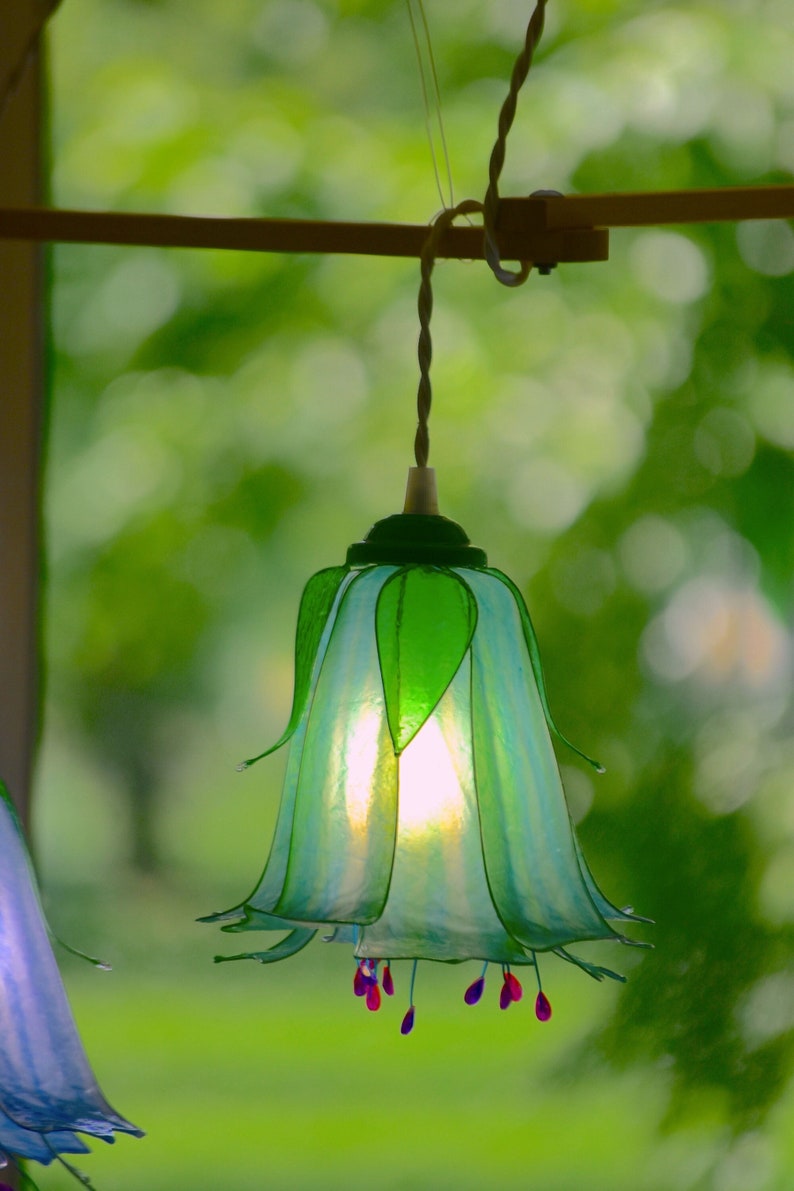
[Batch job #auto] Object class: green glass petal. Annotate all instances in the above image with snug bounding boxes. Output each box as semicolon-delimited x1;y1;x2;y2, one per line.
552;946;627;983
197;907;246;925
358;653;530;965
221;907;302;933
463;569;621;951
375;566;477;754
214;927;316;964
483;568;604;774
221;569;368;923
267;565;400;923
202;576;359;928
239;565;351;769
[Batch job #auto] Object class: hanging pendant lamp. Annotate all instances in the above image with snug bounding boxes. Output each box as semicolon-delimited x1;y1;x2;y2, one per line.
204;0;650;1031
0;782;142;1183
204;472;649;1032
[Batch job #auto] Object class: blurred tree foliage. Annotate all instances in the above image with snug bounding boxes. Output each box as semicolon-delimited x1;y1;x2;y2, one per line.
43;0;794;1184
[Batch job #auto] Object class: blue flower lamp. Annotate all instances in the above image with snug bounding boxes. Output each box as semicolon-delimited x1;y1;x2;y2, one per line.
205;468;650;1033
0;781;142;1185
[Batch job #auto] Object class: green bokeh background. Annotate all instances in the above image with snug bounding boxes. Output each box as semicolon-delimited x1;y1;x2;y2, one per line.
29;0;794;1186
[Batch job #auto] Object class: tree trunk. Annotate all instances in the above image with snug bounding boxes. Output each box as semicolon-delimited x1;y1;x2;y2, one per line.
0;0;46;842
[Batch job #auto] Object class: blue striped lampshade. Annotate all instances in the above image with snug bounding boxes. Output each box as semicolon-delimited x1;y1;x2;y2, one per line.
0;782;142;1177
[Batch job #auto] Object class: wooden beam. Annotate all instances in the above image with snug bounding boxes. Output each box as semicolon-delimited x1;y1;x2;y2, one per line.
0;204;610;263
1;184;792;265
519;184;794;230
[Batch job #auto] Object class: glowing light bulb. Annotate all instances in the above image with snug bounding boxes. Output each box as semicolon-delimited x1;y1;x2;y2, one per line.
397;716;466;837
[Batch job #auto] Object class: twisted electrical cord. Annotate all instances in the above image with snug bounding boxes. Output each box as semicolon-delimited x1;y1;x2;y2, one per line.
482;0;549;288
414;199;483;468
412;0;550;467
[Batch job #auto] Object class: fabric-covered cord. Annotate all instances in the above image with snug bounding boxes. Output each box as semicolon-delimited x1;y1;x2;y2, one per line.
412;2;550;466
414;199;483;467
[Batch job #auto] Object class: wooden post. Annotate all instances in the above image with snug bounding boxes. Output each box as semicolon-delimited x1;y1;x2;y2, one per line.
0;1;46;835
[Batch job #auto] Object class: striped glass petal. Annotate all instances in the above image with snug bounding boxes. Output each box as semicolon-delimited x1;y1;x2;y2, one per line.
463;570;621;951
244;570;362;917
0;784;142;1156
357;653;529;964
270;566;400;923
0;1108;89;1166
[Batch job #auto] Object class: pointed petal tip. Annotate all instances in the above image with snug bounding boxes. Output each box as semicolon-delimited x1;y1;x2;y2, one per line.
197;908;239;924
235;737;290;771
619;935;654;949
52;935;114;971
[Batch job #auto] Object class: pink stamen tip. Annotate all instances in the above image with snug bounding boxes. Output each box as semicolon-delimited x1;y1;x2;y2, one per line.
400;1005;416;1035
464;976;485;1005
353;966;368;997
382;966;395;997
535;990;552;1021
499;979;513;1010
366;981;382;1012
506;972;523;1002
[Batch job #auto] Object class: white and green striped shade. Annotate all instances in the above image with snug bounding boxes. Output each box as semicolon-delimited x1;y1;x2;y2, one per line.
0;782;142;1181
206;513;649;1031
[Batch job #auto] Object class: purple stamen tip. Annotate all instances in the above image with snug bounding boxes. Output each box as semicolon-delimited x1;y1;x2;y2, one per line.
400;1005;416;1035
353;965;368;997
506;972;523;1002
499;979;513;1010
382;966;395;997
366;981;382;1012
464;976;485;1005
535;990;552;1022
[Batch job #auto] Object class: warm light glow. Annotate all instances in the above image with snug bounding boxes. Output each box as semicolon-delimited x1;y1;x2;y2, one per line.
342;701;468;838
398;707;466;836
343;707;385;833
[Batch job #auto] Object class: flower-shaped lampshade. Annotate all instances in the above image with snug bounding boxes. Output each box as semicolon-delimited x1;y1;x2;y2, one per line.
0;781;142;1179
206;510;648;1030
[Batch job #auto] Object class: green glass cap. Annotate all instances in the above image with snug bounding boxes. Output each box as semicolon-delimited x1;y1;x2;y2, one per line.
346;513;488;567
